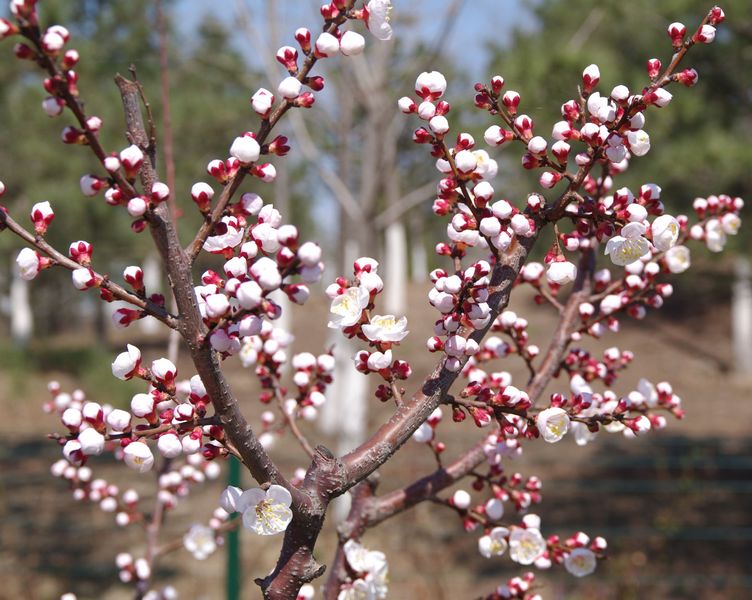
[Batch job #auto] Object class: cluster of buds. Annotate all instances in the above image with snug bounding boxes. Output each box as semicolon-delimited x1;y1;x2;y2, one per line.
240;320;335;434
425;260;495;372
688;194;743;253
481;571;539;600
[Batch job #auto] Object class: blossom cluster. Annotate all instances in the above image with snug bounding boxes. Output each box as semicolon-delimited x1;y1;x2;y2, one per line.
327;258;413;396
337;539;389;600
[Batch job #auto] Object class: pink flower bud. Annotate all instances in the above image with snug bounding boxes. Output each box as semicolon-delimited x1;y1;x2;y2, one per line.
78;428;105;456
157;432;182;458
415;71;447;101
667;22;686;45
42;96;64;117
278;76;302;99
150;181;169;203
294;27;311;53
0;18;19;40
340;30;365;56
112;344;142;381
41;29;65;55
582;64;600;92
30;200;54;234
229;134;260;164
63;439;84;465
646;58;662;80
123;266;144;291
151;358;177;383
130;393;154;418
315;32;339;57
62;407;82;430
275;45;298;71
205;293;230;319
539;171;562;189
119;144;144;177
68;240;93;265
693;24;716;44
252;163;277;183
527;136;547;155
397;96;416;113
72;267;98;290
251;88;274;117
107;409;131;432
127;196;148;217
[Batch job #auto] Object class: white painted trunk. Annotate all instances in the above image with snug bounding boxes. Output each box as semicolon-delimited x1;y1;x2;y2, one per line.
732;258;752;374
10;261;33;345
384;220;407;315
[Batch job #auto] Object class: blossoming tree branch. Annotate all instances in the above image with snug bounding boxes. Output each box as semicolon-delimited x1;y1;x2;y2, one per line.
0;1;742;599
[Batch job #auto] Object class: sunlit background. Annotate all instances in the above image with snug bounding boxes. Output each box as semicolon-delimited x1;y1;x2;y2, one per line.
0;1;750;598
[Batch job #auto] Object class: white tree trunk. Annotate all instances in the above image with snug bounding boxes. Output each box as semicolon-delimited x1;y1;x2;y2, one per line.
384;220;407;315
10;259;33;346
733;258;752;375
409;214;428;284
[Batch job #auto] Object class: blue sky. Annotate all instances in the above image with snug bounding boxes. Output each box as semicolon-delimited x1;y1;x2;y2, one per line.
175;0;535;78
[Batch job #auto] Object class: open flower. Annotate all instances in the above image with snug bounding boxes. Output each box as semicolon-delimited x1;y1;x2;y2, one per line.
341;539;389;599
537;407;570;443
651;214;680;251
365;0;392;41
509;526;547;565
362;314;409;343
564;547;597;577
478;527;509;558
605;222;650;266
235;484;293;535
665;245;690;273
328;286;369;329
183;524;217;560
123;441;154;473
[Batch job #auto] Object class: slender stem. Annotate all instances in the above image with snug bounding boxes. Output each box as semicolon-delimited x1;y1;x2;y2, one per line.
0;210;178;328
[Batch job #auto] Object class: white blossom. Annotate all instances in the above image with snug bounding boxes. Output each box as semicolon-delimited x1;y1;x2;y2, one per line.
626;130;650;156
183;523;217;560
365;0;393;41
665;245;690;273
651;214;680;251
605;222;650;266
509;526;547;565
479;527;509;558
123;441;154;473
362;314;409;343
237;484;293;535
537;407;570;443
328;286;369;329
564;548;597;577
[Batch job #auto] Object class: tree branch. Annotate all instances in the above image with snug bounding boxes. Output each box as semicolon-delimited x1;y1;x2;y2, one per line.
114;75;291;494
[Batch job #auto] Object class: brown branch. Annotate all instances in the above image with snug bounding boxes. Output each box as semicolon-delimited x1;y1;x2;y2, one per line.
0;209;177;328
272;377;315;459
114;75;291;497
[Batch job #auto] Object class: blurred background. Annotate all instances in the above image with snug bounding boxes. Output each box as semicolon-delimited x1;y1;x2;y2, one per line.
0;0;750;598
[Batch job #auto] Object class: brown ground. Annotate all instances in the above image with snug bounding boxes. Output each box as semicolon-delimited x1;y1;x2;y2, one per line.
1;284;751;600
